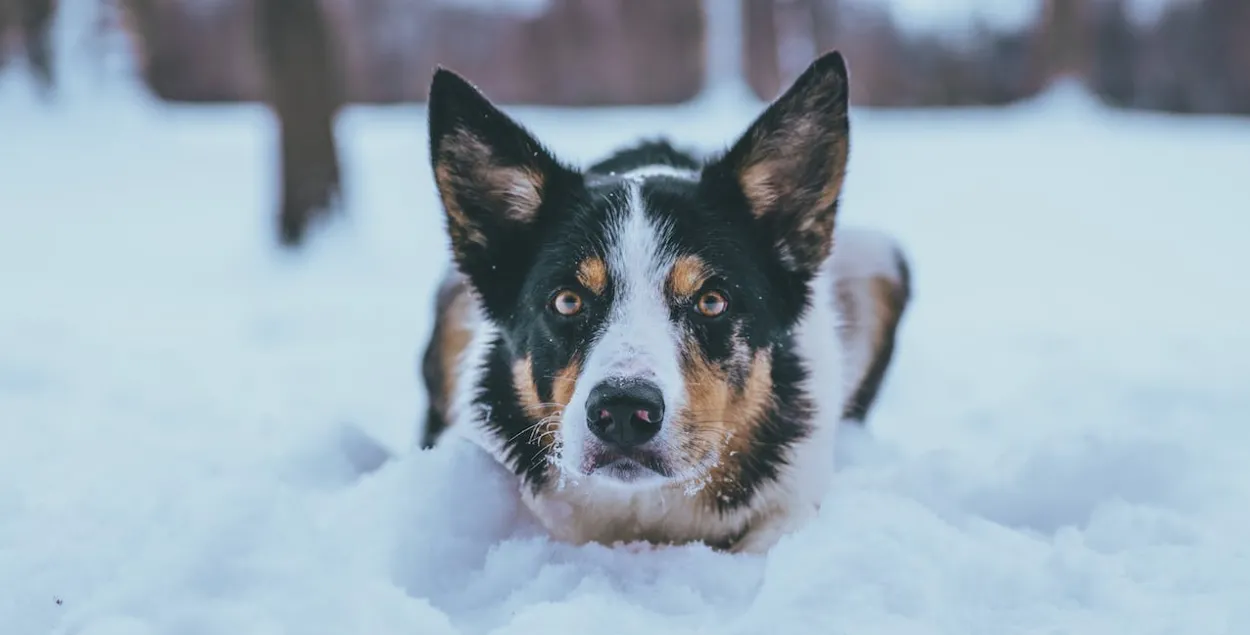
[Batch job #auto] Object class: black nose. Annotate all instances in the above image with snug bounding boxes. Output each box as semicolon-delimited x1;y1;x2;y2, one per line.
586;379;664;448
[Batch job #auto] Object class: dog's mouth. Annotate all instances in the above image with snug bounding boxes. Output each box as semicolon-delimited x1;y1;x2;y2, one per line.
582;447;672;483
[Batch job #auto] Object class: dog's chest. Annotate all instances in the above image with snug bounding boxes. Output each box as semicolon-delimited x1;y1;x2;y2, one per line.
520;480;752;549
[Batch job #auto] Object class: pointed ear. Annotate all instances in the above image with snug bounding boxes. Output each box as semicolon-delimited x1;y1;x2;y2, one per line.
707;51;851;274
427;68;578;315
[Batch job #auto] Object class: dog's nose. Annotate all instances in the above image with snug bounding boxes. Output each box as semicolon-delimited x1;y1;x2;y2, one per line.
586;379;664;448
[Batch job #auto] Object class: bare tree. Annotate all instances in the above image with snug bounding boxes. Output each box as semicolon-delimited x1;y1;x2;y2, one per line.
772;0;818;93
254;0;344;247
1091;0;1136;107
0;1;10;68
1037;0;1092;80
0;0;57;95
21;0;54;94
1200;0;1250;114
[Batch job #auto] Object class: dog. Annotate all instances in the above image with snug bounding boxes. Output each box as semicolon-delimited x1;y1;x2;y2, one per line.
416;50;910;554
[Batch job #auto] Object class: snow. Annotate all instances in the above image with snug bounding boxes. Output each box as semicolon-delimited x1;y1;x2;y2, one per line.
698;0;756;103
4;42;1250;635
855;0;1043;34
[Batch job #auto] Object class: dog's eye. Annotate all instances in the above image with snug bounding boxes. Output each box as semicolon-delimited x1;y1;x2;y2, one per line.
694;290;729;318
551;289;584;316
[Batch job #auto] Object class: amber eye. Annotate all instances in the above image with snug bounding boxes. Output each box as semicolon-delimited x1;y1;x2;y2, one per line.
694;290;729;318
551;289;583;316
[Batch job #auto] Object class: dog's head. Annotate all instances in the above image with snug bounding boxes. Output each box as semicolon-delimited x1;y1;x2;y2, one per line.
428;52;850;490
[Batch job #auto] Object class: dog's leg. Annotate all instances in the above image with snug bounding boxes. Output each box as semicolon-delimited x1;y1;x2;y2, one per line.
417;268;475;449
830;227;912;424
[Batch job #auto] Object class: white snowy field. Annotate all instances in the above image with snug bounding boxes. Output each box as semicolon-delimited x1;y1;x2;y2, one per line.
3;75;1250;634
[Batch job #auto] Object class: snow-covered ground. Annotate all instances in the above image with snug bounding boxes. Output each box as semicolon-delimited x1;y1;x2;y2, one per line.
3;58;1250;634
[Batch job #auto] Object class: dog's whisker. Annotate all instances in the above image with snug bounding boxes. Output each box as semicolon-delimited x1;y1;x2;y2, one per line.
507;421;546;444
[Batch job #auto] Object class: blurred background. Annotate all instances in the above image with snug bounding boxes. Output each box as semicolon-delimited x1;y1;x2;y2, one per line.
7;0;1247;108
2;0;1247;246
5;4;1250;631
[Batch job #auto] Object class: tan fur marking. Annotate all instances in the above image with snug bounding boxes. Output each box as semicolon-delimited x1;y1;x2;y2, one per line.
577;256;608;295
434;163;487;254
453;132;544;222
668;255;709;299
552;363;578;408
496;165;545;222
861;275;906;374
818;137;849;210
739;132;848;222
739;163;779;218
434;129;546;254
704;351;773;488
673;346;774;498
832;270;906;386
512;355;580;452
867;277;898;351
436;284;475;416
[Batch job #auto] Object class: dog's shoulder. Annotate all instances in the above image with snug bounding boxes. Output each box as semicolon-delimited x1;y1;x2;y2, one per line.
827;227;911;423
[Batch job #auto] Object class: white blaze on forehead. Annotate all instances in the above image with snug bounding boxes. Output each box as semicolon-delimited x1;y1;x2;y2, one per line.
619;164;700;181
591;181;683;385
585;165;700;190
556;177;688;475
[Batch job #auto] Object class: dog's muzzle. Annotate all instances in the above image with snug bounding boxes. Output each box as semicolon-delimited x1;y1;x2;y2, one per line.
585;378;664;449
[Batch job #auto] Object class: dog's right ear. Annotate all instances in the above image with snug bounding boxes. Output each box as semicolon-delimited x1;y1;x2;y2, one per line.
703;51;850;276
428;68;579;318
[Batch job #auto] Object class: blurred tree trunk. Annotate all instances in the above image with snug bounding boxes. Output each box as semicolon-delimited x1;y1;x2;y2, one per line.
1203;0;1250;114
0;5;8;71
254;0;343;248
2;0;57;95
1039;0;1091;81
771;0;818;92
1092;0;1136;107
1230;0;1250;114
743;0;781;99
21;0;54;95
0;1;10;69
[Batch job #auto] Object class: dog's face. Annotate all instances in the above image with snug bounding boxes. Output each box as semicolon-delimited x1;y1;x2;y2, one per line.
428;52;850;489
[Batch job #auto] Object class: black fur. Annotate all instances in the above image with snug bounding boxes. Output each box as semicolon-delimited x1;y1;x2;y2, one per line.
587;138;704;174
427;67;585;322
427;52;852;511
705;52;850;274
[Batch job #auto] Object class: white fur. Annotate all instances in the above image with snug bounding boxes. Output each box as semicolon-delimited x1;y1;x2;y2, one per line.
618;164;700;181
554;180;687;484
448;173;847;554
523;254;844;553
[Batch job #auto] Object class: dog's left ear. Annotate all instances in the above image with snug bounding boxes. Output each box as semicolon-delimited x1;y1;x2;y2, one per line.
706;51;850;274
427;67;579;317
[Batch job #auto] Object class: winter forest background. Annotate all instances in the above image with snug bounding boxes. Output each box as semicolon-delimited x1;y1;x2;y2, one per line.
3;2;1249;633
7;0;1249;110
3;0;1247;244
